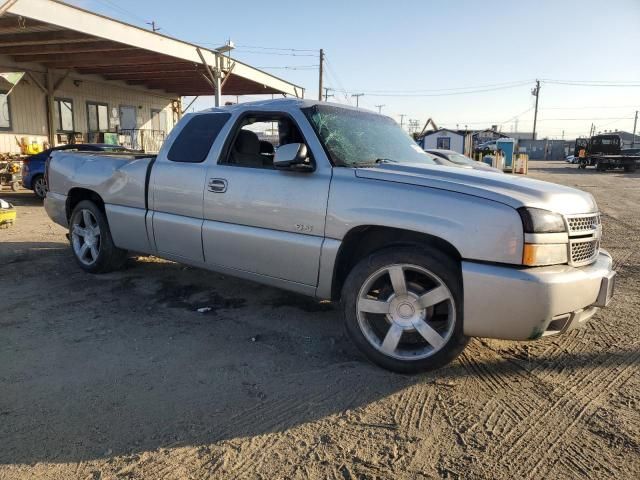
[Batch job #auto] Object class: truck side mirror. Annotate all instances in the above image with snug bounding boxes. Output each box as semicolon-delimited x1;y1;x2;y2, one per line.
273;143;313;171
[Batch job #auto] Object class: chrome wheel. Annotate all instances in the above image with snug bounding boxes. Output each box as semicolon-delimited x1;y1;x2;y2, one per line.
356;264;456;361
34;176;47;198
71;209;101;266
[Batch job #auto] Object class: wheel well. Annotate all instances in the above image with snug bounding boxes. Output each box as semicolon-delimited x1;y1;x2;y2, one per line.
66;188;105;221
331;226;461;300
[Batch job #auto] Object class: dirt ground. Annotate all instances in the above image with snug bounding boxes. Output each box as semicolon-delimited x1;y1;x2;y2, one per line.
0;161;638;480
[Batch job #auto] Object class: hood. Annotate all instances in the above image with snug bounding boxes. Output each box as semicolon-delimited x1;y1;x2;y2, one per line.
470;162;502;173
355;163;597;215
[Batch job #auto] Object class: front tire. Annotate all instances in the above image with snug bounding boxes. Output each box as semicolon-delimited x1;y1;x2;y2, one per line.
69;200;127;273
341;246;468;373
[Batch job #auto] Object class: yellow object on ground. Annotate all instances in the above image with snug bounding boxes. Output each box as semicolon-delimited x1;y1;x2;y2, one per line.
0;207;17;228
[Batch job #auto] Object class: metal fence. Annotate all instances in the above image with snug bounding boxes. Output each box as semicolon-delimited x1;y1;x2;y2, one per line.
118;129;166;153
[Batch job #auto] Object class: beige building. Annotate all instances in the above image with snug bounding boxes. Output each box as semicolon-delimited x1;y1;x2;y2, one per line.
0;0;303;154
1;64;177;153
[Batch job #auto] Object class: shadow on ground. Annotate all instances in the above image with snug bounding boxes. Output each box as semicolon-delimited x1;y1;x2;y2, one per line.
0;190;42;207
0;241;637;466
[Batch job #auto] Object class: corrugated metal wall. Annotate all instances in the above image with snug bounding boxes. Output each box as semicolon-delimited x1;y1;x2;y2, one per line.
517;139;568;160
1;71;176;153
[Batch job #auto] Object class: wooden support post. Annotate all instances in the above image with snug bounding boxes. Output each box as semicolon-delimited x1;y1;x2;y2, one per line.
26;71;47;94
196;47;217;101
219;61;236;91
53;69;70;90
45;69;56;148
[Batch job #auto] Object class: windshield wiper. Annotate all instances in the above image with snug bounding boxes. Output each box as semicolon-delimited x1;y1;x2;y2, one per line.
353;158;398;168
375;158;398;164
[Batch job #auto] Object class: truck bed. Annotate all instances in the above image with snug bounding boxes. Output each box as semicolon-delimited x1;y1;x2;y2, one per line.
47;151;156;211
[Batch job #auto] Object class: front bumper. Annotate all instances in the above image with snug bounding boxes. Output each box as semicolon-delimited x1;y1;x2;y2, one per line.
461;250;615;340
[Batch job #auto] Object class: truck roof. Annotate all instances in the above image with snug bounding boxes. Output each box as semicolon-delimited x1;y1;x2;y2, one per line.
198;98;368;115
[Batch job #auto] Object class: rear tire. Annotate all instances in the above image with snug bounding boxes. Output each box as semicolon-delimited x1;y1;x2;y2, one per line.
341;246;468;373
32;175;47;199
11;181;20;192
69;200;127;273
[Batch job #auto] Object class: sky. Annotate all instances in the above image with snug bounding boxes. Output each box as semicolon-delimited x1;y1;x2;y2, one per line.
70;0;640;139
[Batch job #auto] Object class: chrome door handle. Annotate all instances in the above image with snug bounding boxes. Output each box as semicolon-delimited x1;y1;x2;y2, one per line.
208;178;227;193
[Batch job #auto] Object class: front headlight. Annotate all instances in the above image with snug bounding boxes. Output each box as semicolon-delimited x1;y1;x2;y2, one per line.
518;207;566;233
518;207;568;266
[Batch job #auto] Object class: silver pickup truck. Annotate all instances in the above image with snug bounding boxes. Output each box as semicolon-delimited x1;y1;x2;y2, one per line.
44;99;616;373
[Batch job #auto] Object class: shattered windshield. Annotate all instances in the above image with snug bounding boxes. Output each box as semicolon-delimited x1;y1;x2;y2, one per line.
303;104;436;167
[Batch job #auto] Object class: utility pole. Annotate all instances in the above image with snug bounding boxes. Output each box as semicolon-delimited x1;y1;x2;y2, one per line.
375;104;385;114
531;79;540;140
632;110;638;147
146;21;160;32
399;114;406;129
318;49;324;101
323;87;334;102
351;93;364;108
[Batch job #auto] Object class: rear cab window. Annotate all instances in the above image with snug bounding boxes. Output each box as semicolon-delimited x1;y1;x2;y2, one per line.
168;113;230;163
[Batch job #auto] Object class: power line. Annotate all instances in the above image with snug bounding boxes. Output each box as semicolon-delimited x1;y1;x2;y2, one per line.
234;44;317;52
537;117;635;121
345;79;534;94
92;0;148;23
336;81;533;98
256;65;319;70
224;49;317;57
501;106;535;125
92;0;176;36
542;79;640;87
189;43;317;52
542;105;640;110
323;55;353;105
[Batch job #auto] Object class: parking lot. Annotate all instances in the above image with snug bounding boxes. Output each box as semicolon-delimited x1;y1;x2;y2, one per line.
1;161;638;480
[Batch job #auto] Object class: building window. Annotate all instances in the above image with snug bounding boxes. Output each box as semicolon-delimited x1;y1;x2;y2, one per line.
151;108;168;133
86;101;109;132
54;98;74;132
0;91;11;131
437;137;451;149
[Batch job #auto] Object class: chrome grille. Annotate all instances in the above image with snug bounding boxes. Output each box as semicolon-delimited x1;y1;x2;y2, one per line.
567;213;600;234
565;212;601;266
570;239;599;265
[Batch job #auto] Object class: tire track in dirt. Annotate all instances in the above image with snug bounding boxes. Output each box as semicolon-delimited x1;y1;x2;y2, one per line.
207;373;365;479
502;348;639;478
455;337;637;479
459;346;546;423
392;384;435;433
556;441;617;478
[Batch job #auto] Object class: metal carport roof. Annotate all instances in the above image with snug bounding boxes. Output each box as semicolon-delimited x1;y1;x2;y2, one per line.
0;0;305;100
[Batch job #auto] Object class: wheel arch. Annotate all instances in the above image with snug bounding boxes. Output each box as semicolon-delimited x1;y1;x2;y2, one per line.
66;188;106;221
29;172;44;192
330;225;462;301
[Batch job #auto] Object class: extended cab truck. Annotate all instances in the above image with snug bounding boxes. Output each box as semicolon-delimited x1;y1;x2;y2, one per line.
44;99;616;373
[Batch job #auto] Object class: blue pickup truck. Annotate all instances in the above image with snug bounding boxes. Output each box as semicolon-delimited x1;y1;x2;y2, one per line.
22;144;138;199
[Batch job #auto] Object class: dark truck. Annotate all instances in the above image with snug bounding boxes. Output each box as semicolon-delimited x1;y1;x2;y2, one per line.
576;134;639;172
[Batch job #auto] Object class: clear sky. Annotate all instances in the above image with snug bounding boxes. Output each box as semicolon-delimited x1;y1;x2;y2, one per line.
71;0;640;139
